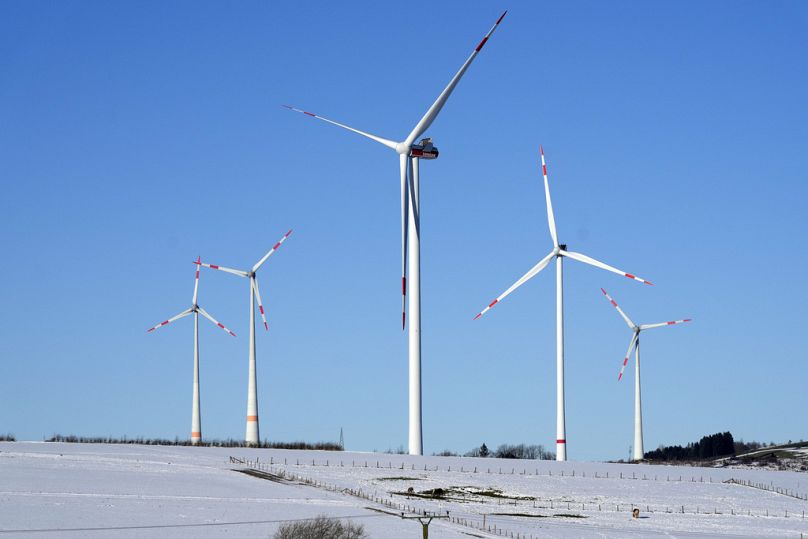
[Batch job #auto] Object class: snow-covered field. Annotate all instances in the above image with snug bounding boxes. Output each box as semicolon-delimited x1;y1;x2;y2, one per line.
1;442;807;538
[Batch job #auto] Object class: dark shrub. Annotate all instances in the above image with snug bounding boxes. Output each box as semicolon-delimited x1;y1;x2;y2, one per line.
273;515;367;539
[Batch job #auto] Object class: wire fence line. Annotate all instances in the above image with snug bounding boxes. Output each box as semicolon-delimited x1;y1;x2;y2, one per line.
724;477;808;501
229;456;808;501
230;456;807;529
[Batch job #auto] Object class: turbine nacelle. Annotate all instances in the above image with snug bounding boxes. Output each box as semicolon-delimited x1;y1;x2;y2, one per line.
410;138;439;160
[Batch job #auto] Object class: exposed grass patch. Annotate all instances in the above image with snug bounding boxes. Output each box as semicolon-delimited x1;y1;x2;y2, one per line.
491;512;587;519
376;476;422;482
391;487;471;502
392;486;534;502
234;468;290;484
458;487;535;501
491;512;547;518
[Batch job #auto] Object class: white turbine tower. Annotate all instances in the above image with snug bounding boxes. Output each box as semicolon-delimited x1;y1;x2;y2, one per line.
473;147;652;461
285;11;507;456
147;257;237;445
600;287;691;461
197;230;292;446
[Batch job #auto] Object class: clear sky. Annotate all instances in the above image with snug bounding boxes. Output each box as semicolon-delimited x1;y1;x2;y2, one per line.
1;1;806;461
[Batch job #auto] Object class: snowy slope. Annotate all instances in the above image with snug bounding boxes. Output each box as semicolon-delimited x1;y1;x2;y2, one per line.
1;442;807;538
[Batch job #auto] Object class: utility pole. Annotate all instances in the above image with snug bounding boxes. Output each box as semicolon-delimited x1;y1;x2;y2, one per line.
400;511;449;538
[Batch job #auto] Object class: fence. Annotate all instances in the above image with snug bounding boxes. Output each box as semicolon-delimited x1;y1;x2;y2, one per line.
725;477;808;501
229;455;808;501
229;456;806;529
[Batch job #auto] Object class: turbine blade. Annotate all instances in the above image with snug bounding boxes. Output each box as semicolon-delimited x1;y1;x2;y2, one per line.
146;308;193;333
540;146;558;248
640;319;692;330
561;250;653;285
197;306;236;337
400;154;409;330
253;229;293;273
282;105;398;150
252;276;269;331
192;256;201;305
198;261;249;278
617;331;640;382
600;288;635;329
404;11;507;147
473;250;554;320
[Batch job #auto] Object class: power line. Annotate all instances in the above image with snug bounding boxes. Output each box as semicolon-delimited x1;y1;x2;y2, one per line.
0;514;386;535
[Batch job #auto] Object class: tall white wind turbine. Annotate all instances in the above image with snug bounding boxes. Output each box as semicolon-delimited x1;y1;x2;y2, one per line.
600;288;691;461
147;257;237;445
197;230;292;446
284;11;506;456
473;147;652;461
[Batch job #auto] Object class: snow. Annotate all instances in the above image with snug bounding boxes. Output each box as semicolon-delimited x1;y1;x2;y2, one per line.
1;442;807;538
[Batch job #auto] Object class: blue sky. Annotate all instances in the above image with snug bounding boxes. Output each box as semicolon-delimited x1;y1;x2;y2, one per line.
1;1;806;460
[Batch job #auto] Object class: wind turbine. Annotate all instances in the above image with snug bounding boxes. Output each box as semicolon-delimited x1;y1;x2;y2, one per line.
600;287;691;461
147;257;236;445
197;230;292;446
473;147;652;461
284;11;506;456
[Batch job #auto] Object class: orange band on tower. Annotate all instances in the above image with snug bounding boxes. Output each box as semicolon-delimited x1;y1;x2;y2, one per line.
247;415;258;421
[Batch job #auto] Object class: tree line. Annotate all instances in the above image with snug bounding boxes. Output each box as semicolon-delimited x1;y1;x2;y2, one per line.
435;443;555;460
44;434;342;450
644;431;735;461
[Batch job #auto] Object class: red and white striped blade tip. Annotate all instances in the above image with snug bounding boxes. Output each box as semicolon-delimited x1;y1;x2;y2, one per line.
257;305;268;331
624;273;653;285
669;319;692;325
475;11;507;52
473;299;499;320
147;320;169;332
216;322;236;337
601;288;618;305
283;104;317;118
617;356;630;381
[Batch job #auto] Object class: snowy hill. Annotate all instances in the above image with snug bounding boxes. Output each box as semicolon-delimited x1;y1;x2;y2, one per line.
1;442;807;538
716;441;808;472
